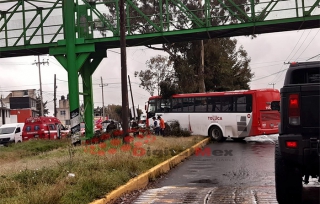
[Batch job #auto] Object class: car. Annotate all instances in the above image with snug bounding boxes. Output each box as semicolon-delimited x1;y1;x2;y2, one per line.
0;123;24;146
272;61;320;203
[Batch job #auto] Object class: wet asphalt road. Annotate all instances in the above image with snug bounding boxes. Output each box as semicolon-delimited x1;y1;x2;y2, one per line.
133;135;320;204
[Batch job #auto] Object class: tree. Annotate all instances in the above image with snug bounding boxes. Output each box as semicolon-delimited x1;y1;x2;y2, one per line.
98;0;255;94
166;38;253;93
134;55;175;96
159;78;180;99
35;94;49;116
135;38;253;95
104;104;122;121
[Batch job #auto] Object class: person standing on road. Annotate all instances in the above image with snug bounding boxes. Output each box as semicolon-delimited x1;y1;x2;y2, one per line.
158;115;165;136
152;116;160;135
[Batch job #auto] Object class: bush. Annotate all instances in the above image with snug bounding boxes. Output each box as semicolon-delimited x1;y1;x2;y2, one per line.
165;120;191;137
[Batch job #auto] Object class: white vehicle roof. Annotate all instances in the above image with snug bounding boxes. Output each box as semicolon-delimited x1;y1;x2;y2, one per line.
0;123;24;128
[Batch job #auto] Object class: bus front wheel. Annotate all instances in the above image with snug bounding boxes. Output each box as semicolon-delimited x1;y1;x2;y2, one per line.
209;126;225;142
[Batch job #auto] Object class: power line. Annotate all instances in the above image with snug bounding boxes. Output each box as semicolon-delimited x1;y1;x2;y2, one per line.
306;53;320;61
295;29;320;60
251;67;289;82
289;30;312;61
271;30;307;83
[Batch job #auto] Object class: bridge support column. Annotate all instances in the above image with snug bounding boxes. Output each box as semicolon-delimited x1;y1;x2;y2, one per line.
63;0;81;135
50;1;106;140
79;53;105;139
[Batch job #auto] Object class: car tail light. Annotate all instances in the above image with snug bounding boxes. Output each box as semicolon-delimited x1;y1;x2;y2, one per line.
288;94;300;125
286;141;298;148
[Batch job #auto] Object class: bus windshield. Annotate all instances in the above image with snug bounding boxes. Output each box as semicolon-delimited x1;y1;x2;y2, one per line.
148;99;156;113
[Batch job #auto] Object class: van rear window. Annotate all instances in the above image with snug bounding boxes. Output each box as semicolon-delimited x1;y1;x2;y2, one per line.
291;67;320;84
34;125;40;131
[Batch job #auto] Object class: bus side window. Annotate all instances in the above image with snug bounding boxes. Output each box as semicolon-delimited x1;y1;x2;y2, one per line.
156;99;162;112
172;98;182;112
236;96;246;112
246;95;252;112
208;97;221;112
195;97;207;112
221;97;234;112
188;98;194;112
161;99;171;112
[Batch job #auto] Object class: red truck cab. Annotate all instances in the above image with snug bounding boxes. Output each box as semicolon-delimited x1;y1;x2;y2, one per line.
22;116;70;141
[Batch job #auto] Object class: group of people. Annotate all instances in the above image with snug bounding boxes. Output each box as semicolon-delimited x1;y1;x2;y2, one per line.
152;115;165;136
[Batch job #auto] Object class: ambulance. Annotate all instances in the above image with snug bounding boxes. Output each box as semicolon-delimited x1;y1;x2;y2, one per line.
22;117;70;141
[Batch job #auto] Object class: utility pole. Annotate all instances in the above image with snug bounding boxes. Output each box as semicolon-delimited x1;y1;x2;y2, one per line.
120;0;129;141
54;74;57;117
128;75;136;120
198;0;205;93
100;77;108;120
269;83;276;89
32;55;49;116
1;95;5;125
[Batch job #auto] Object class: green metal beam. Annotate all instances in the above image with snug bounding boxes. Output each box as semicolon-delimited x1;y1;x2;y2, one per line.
13;11;40;46
54;55;67;70
170;0;204;28
0;1;22;32
82;0;117;35
89;52;106;76
80;60;94;140
218;0;245;23
227;0;250;22
126;0;161;32
76;53;91;72
27;1;60;43
256;0;278;21
304;0;320;16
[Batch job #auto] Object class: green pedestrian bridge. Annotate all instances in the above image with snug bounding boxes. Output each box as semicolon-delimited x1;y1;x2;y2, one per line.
0;0;319;138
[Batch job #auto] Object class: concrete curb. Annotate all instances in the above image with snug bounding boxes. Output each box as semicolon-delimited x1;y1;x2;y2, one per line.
90;137;211;204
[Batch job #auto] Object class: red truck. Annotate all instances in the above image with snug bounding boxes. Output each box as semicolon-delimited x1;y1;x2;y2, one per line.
22;116;70;141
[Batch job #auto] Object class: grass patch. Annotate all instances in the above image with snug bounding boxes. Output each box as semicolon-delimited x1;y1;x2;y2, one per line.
0;135;205;204
0;139;70;163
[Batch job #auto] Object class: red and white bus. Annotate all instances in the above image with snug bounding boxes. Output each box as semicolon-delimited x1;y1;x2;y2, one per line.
146;89;280;141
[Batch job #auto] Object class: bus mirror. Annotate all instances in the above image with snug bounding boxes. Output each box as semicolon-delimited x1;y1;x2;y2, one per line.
145;104;147;111
271;101;280;111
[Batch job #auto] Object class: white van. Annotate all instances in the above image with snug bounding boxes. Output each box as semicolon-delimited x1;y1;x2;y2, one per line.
0;123;24;146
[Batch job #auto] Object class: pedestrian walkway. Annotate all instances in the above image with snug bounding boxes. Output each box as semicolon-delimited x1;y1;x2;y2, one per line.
133;186;277;204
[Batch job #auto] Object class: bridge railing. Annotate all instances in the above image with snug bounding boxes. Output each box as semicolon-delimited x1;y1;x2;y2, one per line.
0;0;319;49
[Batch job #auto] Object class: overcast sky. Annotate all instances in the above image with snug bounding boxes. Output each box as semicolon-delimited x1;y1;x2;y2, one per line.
0;28;319;116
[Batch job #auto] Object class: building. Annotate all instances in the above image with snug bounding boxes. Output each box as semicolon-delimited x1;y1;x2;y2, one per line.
2;89;38;124
0;106;11;126
56;95;70;126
